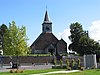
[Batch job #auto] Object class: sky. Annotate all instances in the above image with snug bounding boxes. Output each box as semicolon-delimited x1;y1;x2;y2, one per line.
0;0;100;51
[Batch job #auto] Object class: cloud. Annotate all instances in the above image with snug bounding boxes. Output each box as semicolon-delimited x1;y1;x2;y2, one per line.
58;29;71;44
89;20;100;42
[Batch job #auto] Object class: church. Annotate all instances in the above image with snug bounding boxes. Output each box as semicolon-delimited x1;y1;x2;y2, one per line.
30;10;67;55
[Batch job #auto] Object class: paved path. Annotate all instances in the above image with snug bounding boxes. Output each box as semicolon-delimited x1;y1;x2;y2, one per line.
0;65;79;75
31;70;79;75
0;64;53;72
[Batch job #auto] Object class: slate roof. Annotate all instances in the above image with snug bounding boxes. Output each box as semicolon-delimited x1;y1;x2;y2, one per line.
30;33;58;50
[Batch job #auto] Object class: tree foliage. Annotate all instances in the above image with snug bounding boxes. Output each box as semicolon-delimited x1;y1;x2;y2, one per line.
68;22;100;56
0;24;8;52
3;21;29;56
0;24;8;36
68;22;84;54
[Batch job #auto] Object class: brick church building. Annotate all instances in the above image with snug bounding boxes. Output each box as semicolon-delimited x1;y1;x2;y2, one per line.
30;10;67;55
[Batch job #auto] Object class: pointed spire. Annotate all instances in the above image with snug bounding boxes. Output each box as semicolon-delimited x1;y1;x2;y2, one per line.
42;10;52;33
44;10;49;21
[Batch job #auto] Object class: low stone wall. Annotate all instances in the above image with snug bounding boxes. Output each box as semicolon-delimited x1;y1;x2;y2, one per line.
2;56;54;64
1;56;84;65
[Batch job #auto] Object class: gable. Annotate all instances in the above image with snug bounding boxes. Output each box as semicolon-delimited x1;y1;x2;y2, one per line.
57;39;67;53
30;33;58;50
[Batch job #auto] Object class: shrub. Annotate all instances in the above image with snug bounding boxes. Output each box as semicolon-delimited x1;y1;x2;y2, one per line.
15;69;23;73
10;69;15;73
77;59;81;69
66;59;69;69
67;67;71;70
10;69;23;73
54;58;57;67
60;59;63;68
91;65;96;69
80;67;84;71
71;59;75;69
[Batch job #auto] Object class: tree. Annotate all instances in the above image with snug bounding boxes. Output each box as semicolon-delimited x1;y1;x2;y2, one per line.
79;37;95;54
3;21;29;56
0;24;8;54
78;32;92;55
68;22;84;53
0;24;8;35
93;42;100;62
68;22;100;56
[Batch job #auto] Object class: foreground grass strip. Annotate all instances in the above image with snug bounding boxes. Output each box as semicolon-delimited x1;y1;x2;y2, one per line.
47;69;100;75
31;70;79;75
1;69;100;75
0;69;64;75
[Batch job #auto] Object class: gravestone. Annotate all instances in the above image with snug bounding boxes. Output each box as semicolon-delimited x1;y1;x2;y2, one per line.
84;54;97;69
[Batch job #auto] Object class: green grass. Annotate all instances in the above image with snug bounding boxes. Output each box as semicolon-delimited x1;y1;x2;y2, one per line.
1;69;100;75
28;53;67;56
47;69;100;75
2;54;51;56
28;54;51;56
0;69;64;75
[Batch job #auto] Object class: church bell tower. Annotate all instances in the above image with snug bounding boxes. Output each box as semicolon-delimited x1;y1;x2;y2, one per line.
42;10;52;33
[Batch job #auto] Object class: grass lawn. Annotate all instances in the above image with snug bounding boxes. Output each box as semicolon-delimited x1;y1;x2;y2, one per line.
1;69;100;75
47;69;100;75
0;69;64;75
28;54;51;56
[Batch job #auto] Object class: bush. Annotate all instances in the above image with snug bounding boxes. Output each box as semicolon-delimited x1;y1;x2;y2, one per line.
52;58;56;65
10;69;23;73
10;69;15;73
67;67;71;70
91;65;96;69
60;59;63;68
77;59;81;69
66;59;69;69
80;67;84;71
15;69;23;73
71;59;75;69
54;58;57;67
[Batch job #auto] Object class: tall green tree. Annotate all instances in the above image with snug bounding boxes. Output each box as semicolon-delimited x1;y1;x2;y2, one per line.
0;24;8;34
68;22;100;56
68;22;84;53
0;24;8;53
3;21;29;56
79;35;94;55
